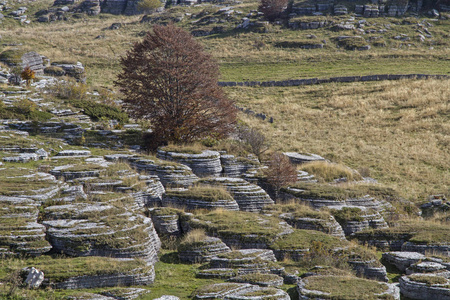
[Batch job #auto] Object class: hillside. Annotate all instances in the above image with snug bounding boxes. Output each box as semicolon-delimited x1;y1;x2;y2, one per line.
0;0;449;299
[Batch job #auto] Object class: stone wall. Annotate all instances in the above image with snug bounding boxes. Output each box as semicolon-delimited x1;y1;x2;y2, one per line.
219;74;449;88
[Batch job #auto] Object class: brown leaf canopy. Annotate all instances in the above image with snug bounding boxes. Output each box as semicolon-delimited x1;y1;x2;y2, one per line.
116;24;236;143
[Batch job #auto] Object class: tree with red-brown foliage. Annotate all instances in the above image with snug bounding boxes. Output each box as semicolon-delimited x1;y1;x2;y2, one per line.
115;24;236;145
266;152;298;199
258;0;288;21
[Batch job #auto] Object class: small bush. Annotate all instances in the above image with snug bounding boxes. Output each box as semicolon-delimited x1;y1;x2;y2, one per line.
266;152;297;197
237;124;269;158
181;229;207;245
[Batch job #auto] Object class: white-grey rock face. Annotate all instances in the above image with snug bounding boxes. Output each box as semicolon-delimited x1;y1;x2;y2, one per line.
220;154;261;178
23;267;45;288
200;177;274;212
382;252;426;272
43;200;161;264
157;148;222;177
54;150;91;157
178;236;231;263
279;214;345;239
163;188;239;211
194;283;290;300
283;152;325;165
209;249;280;274
153;296;180;300
297;275;400;300
0;196;52;256
399;274;450;300
51;268;155;290
129;157;199;187
229;273;284;287
150;210;181;237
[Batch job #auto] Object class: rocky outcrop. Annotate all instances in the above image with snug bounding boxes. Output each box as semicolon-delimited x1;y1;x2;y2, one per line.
208;249;284;276
399;274;450;300
129;156;199;188
163;188;239;211
43;198;161;264
0;196;52;256
220;154;261;178
297;275;400;299
149;208;182;237
382;252;426;272
278;213;345;239
348;259;389;282
157;148;222;177
50;267;155;289
229;273;284;287
194;283;289;300
178;236;231;263
200;177;274;212
283;152;325;165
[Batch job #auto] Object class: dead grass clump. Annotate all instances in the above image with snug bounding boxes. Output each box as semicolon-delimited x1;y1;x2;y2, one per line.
181;228;207;244
300;161;362;182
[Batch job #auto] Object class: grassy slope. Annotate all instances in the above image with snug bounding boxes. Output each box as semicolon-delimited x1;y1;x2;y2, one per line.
228;78;449;200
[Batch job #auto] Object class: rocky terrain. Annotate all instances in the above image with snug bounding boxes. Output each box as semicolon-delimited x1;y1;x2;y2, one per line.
0;0;449;298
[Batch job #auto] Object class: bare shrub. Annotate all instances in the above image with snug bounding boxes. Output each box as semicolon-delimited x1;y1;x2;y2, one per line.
237;125;269;158
266;152;297;198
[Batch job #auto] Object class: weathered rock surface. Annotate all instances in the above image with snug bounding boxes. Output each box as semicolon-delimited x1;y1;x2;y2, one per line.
43;198;161;263
220;154;261;178
163;188;239;211
178;236;231;263
157;148;223;177
150;208;182;237
50;267;155;289
0;196;52;256
200;177;274;212
129;156;199;188
229;273;284;287
283;152;325;165
23;267;45;288
382;252;426;272
194;282;290;300
399;273;450;300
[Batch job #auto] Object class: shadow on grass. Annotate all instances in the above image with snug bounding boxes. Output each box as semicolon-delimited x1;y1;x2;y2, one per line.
160;251;181;264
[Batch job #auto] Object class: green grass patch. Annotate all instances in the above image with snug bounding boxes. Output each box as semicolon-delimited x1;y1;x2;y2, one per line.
270;229;348;250
166;186;233;202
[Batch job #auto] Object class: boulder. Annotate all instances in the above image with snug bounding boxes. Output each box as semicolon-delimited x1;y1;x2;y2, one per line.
200;177;274;212
178;236;231;263
157;148;222;177
22;267;45;288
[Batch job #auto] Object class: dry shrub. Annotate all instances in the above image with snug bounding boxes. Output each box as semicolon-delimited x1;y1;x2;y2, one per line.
266;152;297;197
182;229;207;244
300;161;362;182
237;124;269;158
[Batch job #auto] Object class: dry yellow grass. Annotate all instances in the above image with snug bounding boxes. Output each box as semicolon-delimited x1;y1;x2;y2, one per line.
300;161;362;182
228;78;450;201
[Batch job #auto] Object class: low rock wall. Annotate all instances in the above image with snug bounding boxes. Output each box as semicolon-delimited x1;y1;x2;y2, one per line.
219;74;449;88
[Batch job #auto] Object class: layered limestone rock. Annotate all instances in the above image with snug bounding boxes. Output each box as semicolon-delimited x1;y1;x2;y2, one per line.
199;177;274;212
348;259;389;282
283;152;325;165
297;275;400;299
43;194;161;264
129;156;199;188
0;196;52;256
330;206;388;236
157;148;222;177
163;187;239;211
194;283;289;300
178;236;231;263
382;252;426;272
150;208;182;237
220;154;261;178
399;273;450;300
229;273;284;287
205;249;285;277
